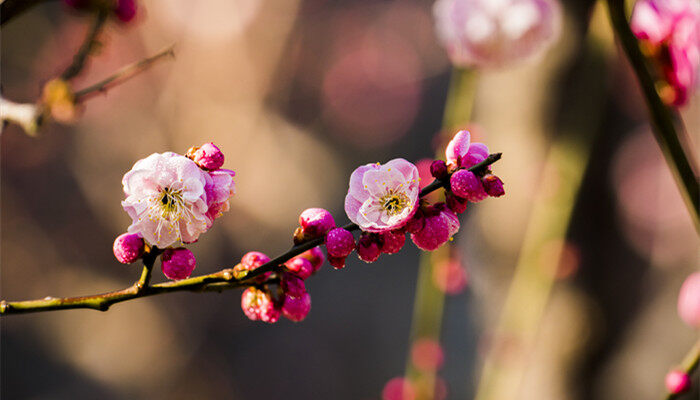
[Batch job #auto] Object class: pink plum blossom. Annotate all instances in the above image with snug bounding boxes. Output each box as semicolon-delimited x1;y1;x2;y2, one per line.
631;0;700;106
411;204;460;251
281;273;307;298
233;251;272;282
281;292;312;322
161;248;197;280
380;230;406;254
121;152;212;248
482;173;505;197
204;169;235;228
357;233;381;263
325;228;355;258
345;158;421;233
433;0;561;68
284;257;314;280
677;272;700;328
445;130;471;168
191;142;225;170
241;287;280;323
296;247;325;272
112;232;144;264
450;170;488;202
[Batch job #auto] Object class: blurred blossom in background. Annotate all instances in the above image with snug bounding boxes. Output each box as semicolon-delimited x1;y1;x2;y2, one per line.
1;0;699;400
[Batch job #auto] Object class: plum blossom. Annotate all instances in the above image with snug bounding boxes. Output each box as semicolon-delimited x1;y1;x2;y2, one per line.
631;0;700;106
411;204;460;251
433;0;561;68
345;158;421;233
445;130;490;169
204;168;235;228
122;152;212;248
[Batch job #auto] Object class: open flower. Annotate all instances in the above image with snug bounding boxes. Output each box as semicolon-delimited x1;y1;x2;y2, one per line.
121;152;212;248
433;0;561;68
204;168;236;228
445;130;491;169
345;158;421;233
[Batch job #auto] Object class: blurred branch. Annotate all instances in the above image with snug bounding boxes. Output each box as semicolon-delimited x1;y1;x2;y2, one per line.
665;339;700;399
0;154;502;315
74;44;176;101
61;9;109;80
0;0;58;25
606;0;700;232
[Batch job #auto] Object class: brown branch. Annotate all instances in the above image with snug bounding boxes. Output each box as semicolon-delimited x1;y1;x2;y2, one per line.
0;153;502;315
61;9;109;80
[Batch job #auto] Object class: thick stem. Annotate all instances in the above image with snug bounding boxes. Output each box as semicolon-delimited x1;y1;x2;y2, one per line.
606;0;699;231
0;154;501;315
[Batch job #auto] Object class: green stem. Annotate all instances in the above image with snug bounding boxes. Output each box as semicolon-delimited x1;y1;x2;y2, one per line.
606;0;699;231
0;154;501;316
665;339;700;400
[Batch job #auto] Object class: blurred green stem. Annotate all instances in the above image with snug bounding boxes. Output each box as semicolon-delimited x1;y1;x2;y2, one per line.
665;339;700;400
606;0;699;232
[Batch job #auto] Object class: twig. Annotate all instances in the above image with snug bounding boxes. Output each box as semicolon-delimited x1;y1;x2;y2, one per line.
606;0;699;231
74;45;176;101
0;153;502;315
61;9;109;80
664;339;700;400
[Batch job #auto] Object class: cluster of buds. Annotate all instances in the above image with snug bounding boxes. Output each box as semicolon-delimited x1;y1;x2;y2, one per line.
112;142;235;281
64;0;138;22
238;247;323;323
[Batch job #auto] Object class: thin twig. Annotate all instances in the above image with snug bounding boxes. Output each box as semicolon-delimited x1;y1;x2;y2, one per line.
61;9;109;80
0;153;502;315
74;45;176;101
664;339;700;400
606;0;699;231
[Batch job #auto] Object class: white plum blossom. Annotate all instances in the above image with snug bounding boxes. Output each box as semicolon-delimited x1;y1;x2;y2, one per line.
121;152;213;248
344;158;421;233
433;0;561;68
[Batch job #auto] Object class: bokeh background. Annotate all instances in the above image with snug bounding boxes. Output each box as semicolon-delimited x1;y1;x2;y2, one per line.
1;0;698;399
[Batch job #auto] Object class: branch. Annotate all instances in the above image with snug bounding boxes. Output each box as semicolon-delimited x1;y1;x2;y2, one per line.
606;0;699;231
0;153;502;315
74;45;176;101
664;339;700;400
61;9;109;80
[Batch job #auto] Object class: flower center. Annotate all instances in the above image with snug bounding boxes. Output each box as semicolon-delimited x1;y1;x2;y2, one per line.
380;190;410;216
159;187;183;215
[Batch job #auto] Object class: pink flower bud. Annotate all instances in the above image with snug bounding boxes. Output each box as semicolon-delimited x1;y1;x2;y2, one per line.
450;170;487;202
299;208;336;238
482;174;505;197
381;230;406;254
411;205;460;251
445;130;471;168
161;248;196;280
411;338;445;372
430;160;448;180
297;247;325;272
328;255;347;269
112;233;144;264
233;251;272;282
281;272;307;298
445;192;468;214
382;377;416;400
665;370;691;394
357;233;381;263
678;272;700;328
284;257;314;280
114;0;137;22
192;142;225;170
325;228;355;258
282;292;311;322
241;287;280;323
405;212;425;234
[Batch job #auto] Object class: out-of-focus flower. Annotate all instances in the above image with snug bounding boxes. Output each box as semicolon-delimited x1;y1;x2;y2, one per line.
411;338;445;372
121;152;211;248
281;292;312;322
345;158;421;232
433;0;561;68
432;258;468;294
411;204;460;251
112;232;145;264
160;248;196;280
382;377;417;400
631;0;700;106
241;287;280;323
678;272;700;328
665;370;691;394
